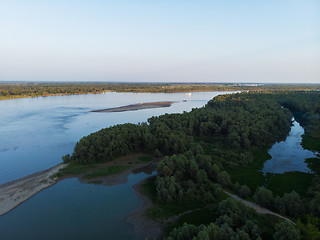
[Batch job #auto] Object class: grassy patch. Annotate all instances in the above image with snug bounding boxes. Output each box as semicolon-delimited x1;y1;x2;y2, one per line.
227;148;270;192
147;201;206;221
84;165;129;178
164;208;213;234
53;163;95;178
167;192;229;230
301;133;320;152
139;156;153;162
265;171;315;196
305;158;320;175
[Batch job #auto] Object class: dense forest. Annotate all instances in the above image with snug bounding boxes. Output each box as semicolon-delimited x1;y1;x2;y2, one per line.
0;82;319;100
62;91;320;240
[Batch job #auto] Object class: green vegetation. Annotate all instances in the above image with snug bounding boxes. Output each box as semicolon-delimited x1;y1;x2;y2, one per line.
84;165;129;178
305;158;320;176
228;148;271;193
166;193;229;232
266;172;314;196
61;91;320;239
166;198;285;240
302;134;320;152
53;163;95;178
141;177;206;220
138;156;153;162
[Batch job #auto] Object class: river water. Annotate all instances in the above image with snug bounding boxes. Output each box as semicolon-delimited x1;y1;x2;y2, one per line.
263;119;318;174
0;91;231;185
0;91;229;240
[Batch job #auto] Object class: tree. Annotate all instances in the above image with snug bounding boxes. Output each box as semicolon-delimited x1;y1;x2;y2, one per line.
239;185;251;199
62;154;71;163
273;222;300;240
278;191;304;218
253;186;273;208
217;171;231;187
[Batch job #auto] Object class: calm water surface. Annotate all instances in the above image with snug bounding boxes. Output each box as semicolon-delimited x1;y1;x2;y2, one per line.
0;172;155;240
0;91;231;240
263;119;318;174
0;91;231;185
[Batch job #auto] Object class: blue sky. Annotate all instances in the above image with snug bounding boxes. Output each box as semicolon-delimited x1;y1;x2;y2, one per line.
0;0;319;83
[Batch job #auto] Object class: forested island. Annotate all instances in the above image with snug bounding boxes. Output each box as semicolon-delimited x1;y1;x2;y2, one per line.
0;82;319;101
57;90;320;240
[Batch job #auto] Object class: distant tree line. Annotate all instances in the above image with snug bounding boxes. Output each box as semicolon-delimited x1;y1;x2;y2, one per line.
0;82;319;100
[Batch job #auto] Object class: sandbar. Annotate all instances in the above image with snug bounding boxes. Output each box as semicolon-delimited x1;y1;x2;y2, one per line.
0;164;66;216
92;101;177;112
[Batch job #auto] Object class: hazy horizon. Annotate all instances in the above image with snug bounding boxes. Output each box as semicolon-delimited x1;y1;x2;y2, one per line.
0;1;319;83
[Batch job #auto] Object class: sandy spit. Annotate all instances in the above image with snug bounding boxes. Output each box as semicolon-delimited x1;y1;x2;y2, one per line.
0;163;66;216
92;101;177;113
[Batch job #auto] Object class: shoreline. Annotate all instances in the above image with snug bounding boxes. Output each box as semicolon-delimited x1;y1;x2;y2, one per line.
0;157;161;239
0;163;66;216
92;101;177;113
126;177;163;240
0;89;240;102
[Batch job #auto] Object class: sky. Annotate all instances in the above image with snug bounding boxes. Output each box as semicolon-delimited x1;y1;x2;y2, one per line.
0;0;319;83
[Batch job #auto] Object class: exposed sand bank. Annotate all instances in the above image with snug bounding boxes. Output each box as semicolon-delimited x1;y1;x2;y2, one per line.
0;163;66;216
92;101;177;113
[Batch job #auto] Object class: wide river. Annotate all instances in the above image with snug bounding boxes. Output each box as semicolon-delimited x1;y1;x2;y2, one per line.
0;91;231;240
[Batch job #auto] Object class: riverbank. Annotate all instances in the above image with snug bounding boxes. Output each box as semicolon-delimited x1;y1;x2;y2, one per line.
56;153;156;184
0;154;158;230
92;101;177;113
0;163;66;216
127;178;163;240
0;153;161;239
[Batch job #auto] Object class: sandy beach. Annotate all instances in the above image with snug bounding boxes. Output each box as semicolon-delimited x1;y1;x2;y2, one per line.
92;101;177;112
0;163;66;216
